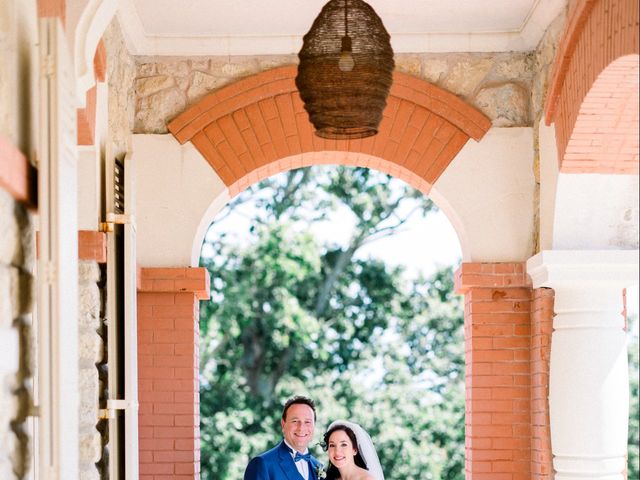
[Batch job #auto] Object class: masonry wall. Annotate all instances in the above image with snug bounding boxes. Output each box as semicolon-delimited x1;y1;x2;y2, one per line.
137;267;210;480
530;288;554;480
133;50;541;135
0;187;34;480
77;232;108;480
546;0;639;174
103;17;136;158
456;263;534;480
0;1;38;478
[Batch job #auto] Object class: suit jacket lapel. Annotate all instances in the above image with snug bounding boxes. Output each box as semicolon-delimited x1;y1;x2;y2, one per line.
277;441;304;480
308;457;319;480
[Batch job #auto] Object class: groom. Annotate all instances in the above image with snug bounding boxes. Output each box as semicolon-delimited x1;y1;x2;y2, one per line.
244;396;323;480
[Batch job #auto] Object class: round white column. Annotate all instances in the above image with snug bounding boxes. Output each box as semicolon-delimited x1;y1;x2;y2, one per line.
527;250;639;480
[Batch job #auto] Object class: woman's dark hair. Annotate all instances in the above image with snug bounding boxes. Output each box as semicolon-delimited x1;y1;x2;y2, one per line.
322;425;368;480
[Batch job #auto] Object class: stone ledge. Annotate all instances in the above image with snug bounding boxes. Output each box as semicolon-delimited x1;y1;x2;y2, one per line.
454;262;531;293
138;267;210;300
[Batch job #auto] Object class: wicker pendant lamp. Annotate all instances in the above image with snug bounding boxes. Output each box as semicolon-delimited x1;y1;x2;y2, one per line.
296;0;394;139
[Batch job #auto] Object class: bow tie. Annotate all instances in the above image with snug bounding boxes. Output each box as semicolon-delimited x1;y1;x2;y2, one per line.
294;452;311;463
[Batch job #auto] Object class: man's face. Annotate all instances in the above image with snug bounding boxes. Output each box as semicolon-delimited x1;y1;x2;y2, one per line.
281;403;315;452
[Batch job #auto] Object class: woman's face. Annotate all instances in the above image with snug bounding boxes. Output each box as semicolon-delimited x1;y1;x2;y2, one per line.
327;430;357;469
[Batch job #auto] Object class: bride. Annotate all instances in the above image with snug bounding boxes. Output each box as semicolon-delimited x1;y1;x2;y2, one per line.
322;420;384;480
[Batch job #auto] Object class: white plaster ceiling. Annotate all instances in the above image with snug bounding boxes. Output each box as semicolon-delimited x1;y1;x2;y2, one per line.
117;0;567;56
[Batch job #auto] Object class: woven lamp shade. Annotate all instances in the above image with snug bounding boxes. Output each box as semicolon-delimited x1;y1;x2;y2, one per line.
296;0;394;139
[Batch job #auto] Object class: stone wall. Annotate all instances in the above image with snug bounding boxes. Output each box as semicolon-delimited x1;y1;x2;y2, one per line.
104;19;136;157
0;187;34;480
0;0;38;154
0;0;17;144
531;11;567;253
0;2;38;479
78;261;104;480
133;51;539;134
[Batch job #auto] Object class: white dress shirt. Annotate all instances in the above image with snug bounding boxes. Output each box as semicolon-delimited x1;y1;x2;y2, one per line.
284;439;310;480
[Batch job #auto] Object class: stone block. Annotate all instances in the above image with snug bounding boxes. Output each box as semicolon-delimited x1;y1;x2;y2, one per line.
78;329;103;365
157;60;190;78
11;269;33;318
257;55;296;70
0;265;11;327
443;56;493;97
421;58;448;85
79;260;101;284
135;88;186;134
473;82;530;127
135;75;175;98
207;58;257;78
137;62;157;77
396;56;422;76
187;71;224;103
0;190;18;265
190;58;210;71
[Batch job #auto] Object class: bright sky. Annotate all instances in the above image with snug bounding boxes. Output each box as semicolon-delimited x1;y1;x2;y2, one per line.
202;193;462;281
201;174;638;327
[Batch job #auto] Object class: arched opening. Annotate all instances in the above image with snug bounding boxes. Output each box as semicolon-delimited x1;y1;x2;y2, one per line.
563;54;639;174
134;64;539;479
197;164;465;479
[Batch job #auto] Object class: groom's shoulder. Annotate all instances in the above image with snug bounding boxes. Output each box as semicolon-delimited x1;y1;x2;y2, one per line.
256;441;285;461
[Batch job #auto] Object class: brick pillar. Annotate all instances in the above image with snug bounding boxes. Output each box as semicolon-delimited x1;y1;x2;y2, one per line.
137;267;210;480
455;263;532;480
531;288;554;480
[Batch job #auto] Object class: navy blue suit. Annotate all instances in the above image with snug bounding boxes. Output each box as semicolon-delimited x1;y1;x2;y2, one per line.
244;440;321;480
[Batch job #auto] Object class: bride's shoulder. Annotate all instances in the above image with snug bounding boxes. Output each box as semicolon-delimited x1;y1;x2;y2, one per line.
359;471;376;480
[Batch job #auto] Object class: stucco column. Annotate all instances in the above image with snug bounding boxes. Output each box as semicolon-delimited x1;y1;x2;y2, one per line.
527;250;639;480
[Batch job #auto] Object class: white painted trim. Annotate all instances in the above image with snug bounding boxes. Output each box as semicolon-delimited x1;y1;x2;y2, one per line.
427;186;470;264
122;152;139;479
117;0;567;56
432;127;536;263
527;250;640;289
133;134;227;267
191;188;231;267
551;173;639;251
74;0;117;106
527;249;635;479
37;17;80;480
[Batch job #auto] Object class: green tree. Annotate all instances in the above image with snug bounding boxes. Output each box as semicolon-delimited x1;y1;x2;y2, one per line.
628;313;639;479
199;166;463;479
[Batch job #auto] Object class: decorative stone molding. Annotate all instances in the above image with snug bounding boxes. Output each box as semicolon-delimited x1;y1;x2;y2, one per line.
134;51;537;135
166;65;490;198
73;0;117;106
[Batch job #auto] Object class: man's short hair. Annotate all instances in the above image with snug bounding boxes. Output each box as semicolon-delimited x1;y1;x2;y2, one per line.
282;396;317;422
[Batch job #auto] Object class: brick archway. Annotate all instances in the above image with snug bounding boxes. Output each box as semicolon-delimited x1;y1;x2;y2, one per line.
545;0;639;173
142;65;525;480
168;65;491;197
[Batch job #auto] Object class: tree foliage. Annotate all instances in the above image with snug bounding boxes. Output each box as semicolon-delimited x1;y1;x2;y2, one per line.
198;165;640;480
628;314;639;479
199;166;464;480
